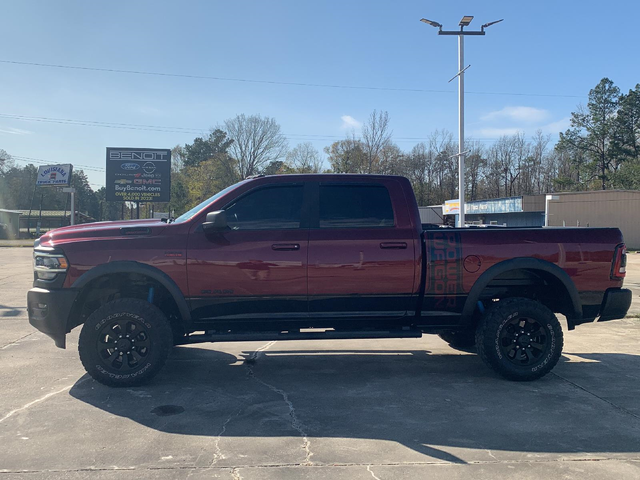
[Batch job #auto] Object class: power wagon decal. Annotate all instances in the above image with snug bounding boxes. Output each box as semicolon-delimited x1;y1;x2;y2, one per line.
424;231;464;310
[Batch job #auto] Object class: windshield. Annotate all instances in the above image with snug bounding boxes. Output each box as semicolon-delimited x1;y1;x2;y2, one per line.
172;181;245;224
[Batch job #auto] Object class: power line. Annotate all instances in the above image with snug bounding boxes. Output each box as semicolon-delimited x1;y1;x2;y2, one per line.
0;59;585;99
12;156;105;172
0;112;505;143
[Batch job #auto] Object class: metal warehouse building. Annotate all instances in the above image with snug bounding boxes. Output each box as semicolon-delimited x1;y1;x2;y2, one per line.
547;190;640;249
437;190;640;249
442;195;546;227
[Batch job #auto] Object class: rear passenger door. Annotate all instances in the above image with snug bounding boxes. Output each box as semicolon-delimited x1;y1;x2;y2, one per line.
307;180;416;319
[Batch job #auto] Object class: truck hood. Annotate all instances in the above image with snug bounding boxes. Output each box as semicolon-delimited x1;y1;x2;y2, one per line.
36;219;167;247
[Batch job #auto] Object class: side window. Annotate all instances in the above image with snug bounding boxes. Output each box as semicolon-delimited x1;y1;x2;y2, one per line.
319;185;395;228
225;185;303;230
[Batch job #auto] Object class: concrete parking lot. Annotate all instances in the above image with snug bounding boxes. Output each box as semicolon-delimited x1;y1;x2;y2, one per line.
1;247;640;479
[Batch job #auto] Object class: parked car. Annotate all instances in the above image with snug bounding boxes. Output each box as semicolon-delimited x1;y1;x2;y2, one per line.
28;174;631;386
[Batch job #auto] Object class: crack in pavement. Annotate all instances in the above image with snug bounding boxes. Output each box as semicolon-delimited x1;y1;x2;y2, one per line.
3;456;640;474
0;378;88;424
231;466;243;480
551;372;640;420
0;385;72;424
245;341;313;466
367;464;382;480
1;331;36;350
209;406;245;467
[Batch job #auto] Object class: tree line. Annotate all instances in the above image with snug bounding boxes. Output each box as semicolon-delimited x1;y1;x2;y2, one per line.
1;77;638;221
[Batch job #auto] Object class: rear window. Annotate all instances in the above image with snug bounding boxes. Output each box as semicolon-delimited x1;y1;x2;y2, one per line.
319;185;394;228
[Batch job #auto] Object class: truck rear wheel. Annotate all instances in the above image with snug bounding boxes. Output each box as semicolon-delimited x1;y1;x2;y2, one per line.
475;297;563;381
438;331;476;352
78;298;172;387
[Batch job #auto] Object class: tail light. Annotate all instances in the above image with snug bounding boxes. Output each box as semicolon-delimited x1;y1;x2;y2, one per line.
611;243;627;280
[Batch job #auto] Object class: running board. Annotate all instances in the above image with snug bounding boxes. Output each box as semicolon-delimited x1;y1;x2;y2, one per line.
178;329;423;345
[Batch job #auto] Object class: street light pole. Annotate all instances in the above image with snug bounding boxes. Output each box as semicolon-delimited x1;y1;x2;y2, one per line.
420;16;503;227
457;32;465;227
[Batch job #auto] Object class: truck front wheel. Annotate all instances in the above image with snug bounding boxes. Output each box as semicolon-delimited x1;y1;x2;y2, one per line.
78;298;173;387
475;298;563;381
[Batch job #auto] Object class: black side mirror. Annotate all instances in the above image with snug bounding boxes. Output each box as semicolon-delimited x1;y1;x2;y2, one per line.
202;210;228;233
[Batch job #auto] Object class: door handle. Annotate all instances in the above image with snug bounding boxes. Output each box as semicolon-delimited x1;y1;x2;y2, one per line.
380;242;407;249
272;243;300;251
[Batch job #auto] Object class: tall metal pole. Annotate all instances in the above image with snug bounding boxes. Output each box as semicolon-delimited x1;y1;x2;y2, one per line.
458;34;465;228
420;16;503;229
70;190;75;225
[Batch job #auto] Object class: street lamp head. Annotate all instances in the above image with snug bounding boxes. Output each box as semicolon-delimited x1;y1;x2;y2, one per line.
459;16;474;27
420;18;442;28
481;19;504;29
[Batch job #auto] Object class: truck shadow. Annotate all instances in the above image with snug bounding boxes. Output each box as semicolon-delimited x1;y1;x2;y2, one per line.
69;347;640;464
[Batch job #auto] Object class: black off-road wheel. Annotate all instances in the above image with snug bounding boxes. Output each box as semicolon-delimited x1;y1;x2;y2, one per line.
475;298;563;381
438;330;476;352
78;298;173;387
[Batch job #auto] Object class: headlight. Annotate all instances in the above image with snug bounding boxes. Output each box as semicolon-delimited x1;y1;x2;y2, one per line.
33;252;69;280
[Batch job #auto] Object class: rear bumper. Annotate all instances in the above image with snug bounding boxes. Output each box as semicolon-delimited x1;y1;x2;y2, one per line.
598;288;632;322
27;287;77;348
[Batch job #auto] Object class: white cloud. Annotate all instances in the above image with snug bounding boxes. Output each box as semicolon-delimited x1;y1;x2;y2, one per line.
0;127;33;135
481;106;550;124
476;127;523;137
474;116;571;139
340;115;361;129
539;117;571;134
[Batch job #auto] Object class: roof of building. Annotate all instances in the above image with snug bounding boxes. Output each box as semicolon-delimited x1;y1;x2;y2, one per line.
0;209;22;214
553;189;640;196
16;210;95;219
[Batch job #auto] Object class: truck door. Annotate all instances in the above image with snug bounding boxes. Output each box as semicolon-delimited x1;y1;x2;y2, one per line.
307;180;416;320
187;183;309;322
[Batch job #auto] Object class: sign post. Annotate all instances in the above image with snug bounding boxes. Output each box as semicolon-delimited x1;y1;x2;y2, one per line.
31;164;74;232
63;187;76;225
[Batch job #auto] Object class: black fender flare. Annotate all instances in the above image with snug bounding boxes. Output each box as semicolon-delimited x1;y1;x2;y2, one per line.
461;257;582;329
71;261;192;325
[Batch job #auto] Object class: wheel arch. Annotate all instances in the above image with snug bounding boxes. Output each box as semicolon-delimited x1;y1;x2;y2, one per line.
68;261;191;333
461;258;582;329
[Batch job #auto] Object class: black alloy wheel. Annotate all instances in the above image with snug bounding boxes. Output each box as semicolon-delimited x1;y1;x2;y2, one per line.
79;298;172;387
498;316;550;366
476;297;563;381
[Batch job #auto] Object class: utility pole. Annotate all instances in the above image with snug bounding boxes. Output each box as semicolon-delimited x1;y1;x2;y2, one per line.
420;16;503;227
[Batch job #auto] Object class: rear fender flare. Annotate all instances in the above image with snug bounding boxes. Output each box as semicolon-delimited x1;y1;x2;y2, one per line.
461;257;582;328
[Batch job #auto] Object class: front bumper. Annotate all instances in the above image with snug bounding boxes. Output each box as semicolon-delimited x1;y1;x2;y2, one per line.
27;287;78;348
598;288;632;322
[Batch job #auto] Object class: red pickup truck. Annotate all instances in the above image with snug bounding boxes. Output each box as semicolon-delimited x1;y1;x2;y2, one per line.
28;174;631;387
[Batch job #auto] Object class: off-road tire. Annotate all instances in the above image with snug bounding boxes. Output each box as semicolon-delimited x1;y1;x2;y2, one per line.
476;297;563;381
79;298;172;387
438;331;476;353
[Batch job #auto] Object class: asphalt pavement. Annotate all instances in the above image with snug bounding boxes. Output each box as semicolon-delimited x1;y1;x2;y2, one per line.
1;248;640;479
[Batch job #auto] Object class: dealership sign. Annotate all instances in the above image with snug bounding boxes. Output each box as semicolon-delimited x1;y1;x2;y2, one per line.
106;148;171;202
36;164;73;186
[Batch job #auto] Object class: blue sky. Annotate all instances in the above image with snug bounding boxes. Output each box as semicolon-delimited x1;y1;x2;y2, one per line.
0;0;638;188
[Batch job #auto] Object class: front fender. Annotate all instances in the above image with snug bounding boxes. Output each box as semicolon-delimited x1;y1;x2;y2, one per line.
71;261;192;326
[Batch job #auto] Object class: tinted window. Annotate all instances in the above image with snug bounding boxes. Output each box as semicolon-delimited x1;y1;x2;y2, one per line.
225;185;303;230
319;185;394;228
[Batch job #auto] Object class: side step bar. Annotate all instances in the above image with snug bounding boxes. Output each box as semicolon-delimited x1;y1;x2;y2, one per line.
178;329;423;345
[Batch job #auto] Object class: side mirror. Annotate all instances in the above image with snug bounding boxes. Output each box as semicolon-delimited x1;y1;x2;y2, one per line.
202;210;228;233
